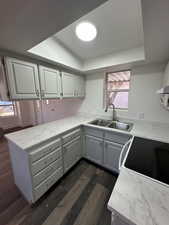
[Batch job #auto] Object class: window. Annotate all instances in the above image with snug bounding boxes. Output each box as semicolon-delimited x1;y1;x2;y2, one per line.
0;101;15;116
105;70;131;109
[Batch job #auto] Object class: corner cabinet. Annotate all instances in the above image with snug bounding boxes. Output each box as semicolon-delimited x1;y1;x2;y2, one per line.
61;72;85;98
5;57;40;99
39;66;61;99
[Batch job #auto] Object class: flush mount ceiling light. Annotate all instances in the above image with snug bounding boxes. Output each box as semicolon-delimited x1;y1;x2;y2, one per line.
75;22;97;42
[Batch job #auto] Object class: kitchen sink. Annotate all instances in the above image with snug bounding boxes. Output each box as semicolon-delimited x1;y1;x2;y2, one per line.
89;119;133;131
89;119;112;127
108;121;133;131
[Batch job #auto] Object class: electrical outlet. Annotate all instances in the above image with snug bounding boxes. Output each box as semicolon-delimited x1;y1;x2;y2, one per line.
138;112;144;120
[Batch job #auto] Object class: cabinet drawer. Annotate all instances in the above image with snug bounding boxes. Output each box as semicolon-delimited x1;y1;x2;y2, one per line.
84;126;104;138
62;128;81;144
31;147;62;175
30;138;61;163
63;136;81;172
32;158;63;187
105;131;130;145
34;167;63;201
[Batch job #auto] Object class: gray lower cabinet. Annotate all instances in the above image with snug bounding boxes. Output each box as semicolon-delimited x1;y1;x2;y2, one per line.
83;125;131;173
104;141;123;173
63;136;82;172
85;135;103;165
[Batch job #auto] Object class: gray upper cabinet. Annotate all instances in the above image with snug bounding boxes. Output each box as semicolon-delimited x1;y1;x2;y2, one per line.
61;72;75;97
61;72;85;98
39;66;61;99
5;57;40;100
5;57;85;100
85;135;103;165
104;141;123;173
74;75;85;97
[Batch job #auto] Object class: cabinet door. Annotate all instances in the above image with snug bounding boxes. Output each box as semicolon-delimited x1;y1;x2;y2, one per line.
62;72;75;98
104;141;123;173
63;137;81;172
5;57;40;99
39;66;61;99
85;135;103;165
75;76;85;97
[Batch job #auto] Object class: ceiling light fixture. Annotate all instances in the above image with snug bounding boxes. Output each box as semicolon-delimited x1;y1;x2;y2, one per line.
75;22;97;42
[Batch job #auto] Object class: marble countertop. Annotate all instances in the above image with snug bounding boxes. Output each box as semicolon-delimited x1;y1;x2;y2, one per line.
5;115;96;150
5;114;169;150
108;167;169;225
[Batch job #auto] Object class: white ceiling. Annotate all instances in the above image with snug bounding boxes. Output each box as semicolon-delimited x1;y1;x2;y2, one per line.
55;0;144;60
0;0;107;52
0;0;169;72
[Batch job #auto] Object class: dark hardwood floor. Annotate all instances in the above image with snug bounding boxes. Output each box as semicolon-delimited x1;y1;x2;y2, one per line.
0;135;117;225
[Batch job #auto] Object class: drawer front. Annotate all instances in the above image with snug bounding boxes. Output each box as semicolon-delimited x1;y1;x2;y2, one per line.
32;158;63;187
34;167;63;201
105;131;130;145
30;138;61;163
62;128;81;145
84;126;104;138
63;136;81;173
31;147;62;175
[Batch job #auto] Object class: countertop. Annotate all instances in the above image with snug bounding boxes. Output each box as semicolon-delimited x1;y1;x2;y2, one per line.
5;114;169;150
5;115;96;150
108;167;169;225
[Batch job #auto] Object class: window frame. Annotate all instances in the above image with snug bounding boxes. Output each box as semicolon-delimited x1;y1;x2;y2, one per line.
105;70;131;110
0;101;16;117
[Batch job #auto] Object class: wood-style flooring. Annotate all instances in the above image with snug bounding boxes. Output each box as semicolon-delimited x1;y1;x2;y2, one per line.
0;135;117;225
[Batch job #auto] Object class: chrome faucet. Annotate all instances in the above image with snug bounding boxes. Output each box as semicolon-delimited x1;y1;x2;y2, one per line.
105;103;116;121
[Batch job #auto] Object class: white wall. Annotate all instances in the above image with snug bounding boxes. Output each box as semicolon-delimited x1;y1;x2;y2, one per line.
37;99;83;123
79;63;169;123
0;98;84;129
16;101;37;127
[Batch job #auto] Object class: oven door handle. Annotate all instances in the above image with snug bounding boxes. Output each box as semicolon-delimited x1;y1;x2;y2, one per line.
119;138;133;171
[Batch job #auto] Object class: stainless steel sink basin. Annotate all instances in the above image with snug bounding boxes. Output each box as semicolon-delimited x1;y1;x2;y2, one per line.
89;119;133;131
89;119;112;127
108;121;133;131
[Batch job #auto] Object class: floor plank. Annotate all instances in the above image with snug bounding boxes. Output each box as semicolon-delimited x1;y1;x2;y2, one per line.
73;183;109;225
42;167;93;225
